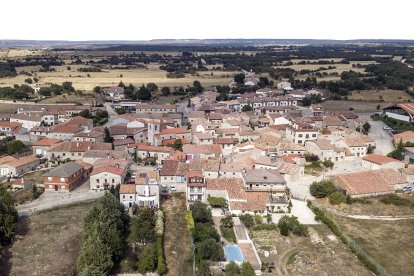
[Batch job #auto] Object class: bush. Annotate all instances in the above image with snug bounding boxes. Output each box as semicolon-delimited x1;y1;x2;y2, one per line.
239;214;255;228
322;160;334;169
240;262;255;276
196;238;224;261
156;236;166;275
252;223;277;231
380;194;412;206
329;191;347;205
277;215;308;237
194;223;220;242
207;196;228;208
221;215;234;228
309;180;337;198
190;202;212;223
254;214;263;224
138;245;157;273
155;210;164;236
305;153;320;162
225;261;240;275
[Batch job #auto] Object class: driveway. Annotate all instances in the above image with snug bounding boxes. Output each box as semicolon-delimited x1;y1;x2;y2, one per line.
325;159;368;176
287;175;320;200
16;180;104;216
369;120;394;155
272;199;319;225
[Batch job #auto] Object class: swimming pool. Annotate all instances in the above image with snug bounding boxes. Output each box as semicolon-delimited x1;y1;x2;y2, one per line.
224;244;244;263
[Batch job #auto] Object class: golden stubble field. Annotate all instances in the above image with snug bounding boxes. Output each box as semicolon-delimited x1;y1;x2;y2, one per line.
0;63;234;91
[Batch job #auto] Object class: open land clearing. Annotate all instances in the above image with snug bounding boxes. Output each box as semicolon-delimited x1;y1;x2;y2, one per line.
0;201;93;276
250;224;371;275
331;216;414;276
322;100;393;112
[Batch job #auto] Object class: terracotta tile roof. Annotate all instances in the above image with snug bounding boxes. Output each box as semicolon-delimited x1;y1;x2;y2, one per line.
176;163;190;176
51;123;83;134
229;192;269;211
160;160;180;176
188;159;220;171
49;141;112;152
7;155;39;168
90;165;126;176
362;154;402;165
75;160;93;171
182;144;222;155
0;121;22;128
160;127;188;135
214;138;239;145
393;131;414;143
109;124;128;135
0;155;18;165
344;136;366;147
186;171;204;178
278;142;305;151
219;163;252;172
308;139;333;150
135;144;173;153
161;138;189;146
31;138;61;147
335;169;406;195
171;151;186;161
403;164;414;175
113;138;135;146
120;184;136;194
194;132;214;140
206;178;246;200
243;169;286;184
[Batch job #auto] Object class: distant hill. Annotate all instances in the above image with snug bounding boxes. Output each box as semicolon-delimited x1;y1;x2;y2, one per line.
1;39;414;49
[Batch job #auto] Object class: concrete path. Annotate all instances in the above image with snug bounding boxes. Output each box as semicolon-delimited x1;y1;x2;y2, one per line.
233;217;249;241
16;181;104;216
369;120;394;155
272;199;320;225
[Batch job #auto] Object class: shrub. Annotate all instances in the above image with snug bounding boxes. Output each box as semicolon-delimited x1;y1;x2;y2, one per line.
322;160;334;169
252;223;277;231
207;196;228;208
221;215;234;228
156;236;166;275
190;202;212;223
185;210;195;231
194;223;221;242
309;180;337;198
277;215;308;237
196;238;224;261
137;245;157;273
239;214;255;228
254;214;263;224
225;261;240;275
329;191;347;205
155;210;164;236
305;153;319;162
380;194;412;206
240;262;255;276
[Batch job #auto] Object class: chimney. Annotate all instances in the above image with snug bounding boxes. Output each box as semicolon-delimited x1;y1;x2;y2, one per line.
76;142;79;147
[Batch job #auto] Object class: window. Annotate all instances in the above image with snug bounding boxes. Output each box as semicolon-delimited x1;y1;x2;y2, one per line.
48;177;52;182
305;134;309;138
96;179;100;183
112;179;115;184
96;185;100;189
123;195;125;199
312;134;317;137
61;185;65;190
298;134;303;137
60;177;65;182
171;177;173;180
164;177;167;180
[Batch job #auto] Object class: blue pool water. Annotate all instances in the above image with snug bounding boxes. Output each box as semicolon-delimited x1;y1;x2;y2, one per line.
224;245;244;263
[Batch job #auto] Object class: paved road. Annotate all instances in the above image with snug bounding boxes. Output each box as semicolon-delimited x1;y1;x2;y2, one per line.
369;120;394;155
16;180;104;216
105;102;118;118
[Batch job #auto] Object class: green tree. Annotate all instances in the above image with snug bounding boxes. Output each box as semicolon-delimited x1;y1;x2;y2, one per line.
138;85;152;101
138;245;157;273
161;86;171;96
278;215;308;237
62;81;75;92
77;229;114;275
242;105;252;112
0;186;18;246
329;191;347;205
115;107;126;115
239;214;255;228
240;262;255;276
309;180;337;198
225;261;240;276
193;80;204;93
171;139;183;151
196;238;224;261
234;73;245;84
93;86;102;93
104;127;113;143
190;202;212;223
146;83;158;92
6;140;27;155
24;78;33;84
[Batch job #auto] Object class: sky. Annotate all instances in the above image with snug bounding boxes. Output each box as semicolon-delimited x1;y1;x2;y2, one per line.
1;0;413;41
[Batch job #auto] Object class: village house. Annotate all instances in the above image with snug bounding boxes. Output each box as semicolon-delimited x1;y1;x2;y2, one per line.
11;178;33;190
43;162;86;191
32;138;61;156
334;169;407;198
361;154;405;171
0;155;40;178
103;86;125;101
305;139;346;161
393;131;414;144
136;103;177;114
47;123;83;141
0;121;23;136
343;136;368;157
193;132;214;145
186;171;207;203
276;142;306;156
182;144;222;161
134;171;160;208
9;113;42;130
73;130;105;142
130;144;173;165
47;141;112;161
285;124;319;145
382;103;414;122
90;163;127;191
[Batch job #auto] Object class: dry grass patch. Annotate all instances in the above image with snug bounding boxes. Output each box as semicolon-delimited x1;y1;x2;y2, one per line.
162;193;193;276
0;201;93;276
322;100;390;112
332;215;414;276
251;224;371;275
348;89;413;102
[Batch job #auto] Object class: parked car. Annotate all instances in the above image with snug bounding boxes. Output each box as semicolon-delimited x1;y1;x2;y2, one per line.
383;126;392;130
402;186;413;192
169;185;177;192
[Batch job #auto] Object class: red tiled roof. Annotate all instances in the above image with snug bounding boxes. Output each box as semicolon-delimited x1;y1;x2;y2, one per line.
90;165;126;176
32;138;61;147
362;154;402;165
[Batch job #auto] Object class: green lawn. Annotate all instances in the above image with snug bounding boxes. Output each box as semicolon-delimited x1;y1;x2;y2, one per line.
220;225;237;243
371;114;414;132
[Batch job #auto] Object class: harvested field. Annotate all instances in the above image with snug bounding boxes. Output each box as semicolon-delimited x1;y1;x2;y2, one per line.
0;201;93;276
348;89;413;102
322;100;391;112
